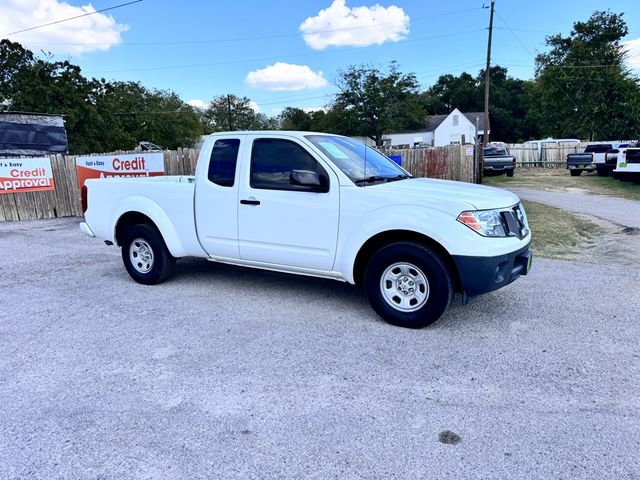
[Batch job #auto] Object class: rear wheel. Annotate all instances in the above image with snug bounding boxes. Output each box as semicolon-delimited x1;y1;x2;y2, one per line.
570;169;581;177
506;169;514;177
121;224;175;285
364;242;453;329
596;166;607;176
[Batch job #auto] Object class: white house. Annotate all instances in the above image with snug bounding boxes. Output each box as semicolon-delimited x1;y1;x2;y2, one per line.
380;109;489;148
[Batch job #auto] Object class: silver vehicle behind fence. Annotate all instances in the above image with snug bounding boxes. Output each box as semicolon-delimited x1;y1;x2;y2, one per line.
483;145;516;177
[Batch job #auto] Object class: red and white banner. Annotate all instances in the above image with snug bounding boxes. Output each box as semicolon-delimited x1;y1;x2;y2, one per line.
75;152;165;188
0;157;55;194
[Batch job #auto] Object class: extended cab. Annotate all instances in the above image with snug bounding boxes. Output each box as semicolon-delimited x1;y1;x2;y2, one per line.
80;131;532;329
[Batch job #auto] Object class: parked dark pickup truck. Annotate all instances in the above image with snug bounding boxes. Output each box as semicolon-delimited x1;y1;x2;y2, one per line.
566;144;612;176
483;147;516;177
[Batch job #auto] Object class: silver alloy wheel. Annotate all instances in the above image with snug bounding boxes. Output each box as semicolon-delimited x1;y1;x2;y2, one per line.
380;262;430;312
129;238;154;274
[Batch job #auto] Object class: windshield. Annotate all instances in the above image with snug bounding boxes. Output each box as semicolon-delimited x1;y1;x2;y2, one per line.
305;135;410;186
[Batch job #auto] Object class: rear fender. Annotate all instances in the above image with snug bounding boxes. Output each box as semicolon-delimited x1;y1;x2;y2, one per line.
111;196;186;257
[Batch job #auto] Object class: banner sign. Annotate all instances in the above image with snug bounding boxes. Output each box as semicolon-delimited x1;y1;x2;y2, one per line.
0;157;55;194
75;152;165;188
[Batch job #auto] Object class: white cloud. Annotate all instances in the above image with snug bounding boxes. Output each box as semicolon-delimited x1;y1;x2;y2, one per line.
248;101;261;113
299;0;409;50
0;0;127;55
187;99;207;110
246;62;327;91
623;38;640;69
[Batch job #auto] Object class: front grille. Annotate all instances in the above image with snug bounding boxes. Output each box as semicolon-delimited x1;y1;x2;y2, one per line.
500;205;529;239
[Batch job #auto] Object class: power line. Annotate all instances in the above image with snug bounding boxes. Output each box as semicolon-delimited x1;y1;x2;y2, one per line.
494;10;580;109
1;0;143;37
16;7;481;47
87;29;486;74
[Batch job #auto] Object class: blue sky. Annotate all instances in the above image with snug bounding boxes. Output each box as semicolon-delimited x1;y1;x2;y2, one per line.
2;0;639;115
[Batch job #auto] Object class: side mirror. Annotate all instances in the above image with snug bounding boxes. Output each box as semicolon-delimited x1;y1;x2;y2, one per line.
290;170;328;192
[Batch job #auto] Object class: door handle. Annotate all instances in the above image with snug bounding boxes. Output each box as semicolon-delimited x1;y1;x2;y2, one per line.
240;198;260;205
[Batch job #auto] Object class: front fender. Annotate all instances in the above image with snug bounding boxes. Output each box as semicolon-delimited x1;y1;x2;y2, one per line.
110;196;187;258
336;205;456;284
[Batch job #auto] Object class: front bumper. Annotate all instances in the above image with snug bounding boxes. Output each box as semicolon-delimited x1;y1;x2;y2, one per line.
452;242;532;298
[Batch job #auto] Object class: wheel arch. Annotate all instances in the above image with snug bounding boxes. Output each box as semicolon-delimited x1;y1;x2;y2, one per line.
112;204;186;258
352;230;461;291
115;211;156;246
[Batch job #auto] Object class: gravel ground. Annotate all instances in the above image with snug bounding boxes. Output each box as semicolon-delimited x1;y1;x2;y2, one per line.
507;187;640;229
1;218;639;479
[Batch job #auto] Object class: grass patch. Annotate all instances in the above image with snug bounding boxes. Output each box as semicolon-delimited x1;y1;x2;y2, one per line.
484;169;640;201
522;200;603;259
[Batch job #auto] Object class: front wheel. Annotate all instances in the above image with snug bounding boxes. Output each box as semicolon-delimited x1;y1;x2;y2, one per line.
364;242;453;328
121;224;175;285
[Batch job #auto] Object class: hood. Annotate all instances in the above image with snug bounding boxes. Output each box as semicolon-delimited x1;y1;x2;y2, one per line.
369;178;520;211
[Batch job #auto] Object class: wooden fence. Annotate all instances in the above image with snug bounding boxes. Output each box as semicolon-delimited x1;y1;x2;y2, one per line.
385;145;473;182
505;141;633;167
0;145;473;223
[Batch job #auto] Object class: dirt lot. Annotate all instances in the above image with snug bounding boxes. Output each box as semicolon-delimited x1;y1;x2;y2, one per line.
1;217;639;479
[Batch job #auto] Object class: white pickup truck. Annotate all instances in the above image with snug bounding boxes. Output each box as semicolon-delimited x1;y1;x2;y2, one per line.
80;131;532;328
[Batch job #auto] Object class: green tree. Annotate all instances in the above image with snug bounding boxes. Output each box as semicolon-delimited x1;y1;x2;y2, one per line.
421;72;481;114
277;107;313;131
0;40;205;153
534;10;640;140
204;94;270;131
333;61;425;146
420;66;538;142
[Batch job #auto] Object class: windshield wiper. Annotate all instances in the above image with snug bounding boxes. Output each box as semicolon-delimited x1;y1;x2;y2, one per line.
354;174;411;185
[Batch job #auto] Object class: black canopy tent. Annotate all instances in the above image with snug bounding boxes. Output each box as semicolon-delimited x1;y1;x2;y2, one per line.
0;112;68;156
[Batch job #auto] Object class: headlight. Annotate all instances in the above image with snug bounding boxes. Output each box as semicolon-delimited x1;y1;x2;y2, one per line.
457;209;507;237
457;203;530;238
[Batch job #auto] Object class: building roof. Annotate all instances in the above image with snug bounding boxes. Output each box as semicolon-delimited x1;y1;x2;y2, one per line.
424;111;490;132
424;114;449;131
462;112;489;132
388;110;490;136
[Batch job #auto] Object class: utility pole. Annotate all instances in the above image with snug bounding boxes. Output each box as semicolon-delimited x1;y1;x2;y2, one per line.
473;116;480;184
227;94;233;130
480;0;495;183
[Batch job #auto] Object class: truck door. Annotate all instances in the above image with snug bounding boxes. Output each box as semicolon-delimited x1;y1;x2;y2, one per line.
194;136;243;259
237;135;340;271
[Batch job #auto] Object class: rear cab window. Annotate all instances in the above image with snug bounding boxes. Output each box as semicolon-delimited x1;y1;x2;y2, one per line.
208;138;240;187
584;144;613;153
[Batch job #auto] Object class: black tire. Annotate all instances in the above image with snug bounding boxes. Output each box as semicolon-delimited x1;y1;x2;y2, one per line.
596;167;607;177
121;224;175;285
364;242;453;329
506;169;514;177
570;169;581;177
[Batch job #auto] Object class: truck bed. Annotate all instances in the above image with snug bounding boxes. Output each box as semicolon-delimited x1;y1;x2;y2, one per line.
83;175;204;257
